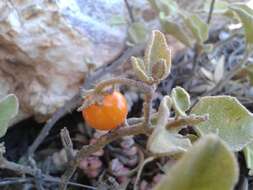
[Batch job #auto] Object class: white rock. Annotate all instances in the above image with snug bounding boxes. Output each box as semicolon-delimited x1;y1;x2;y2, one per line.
0;0;127;121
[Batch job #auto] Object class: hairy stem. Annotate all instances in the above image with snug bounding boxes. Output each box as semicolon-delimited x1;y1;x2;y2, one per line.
94;78;152;94
60;124;152;190
166;114;208;129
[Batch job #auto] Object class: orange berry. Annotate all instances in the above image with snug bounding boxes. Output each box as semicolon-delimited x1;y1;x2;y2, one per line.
82;91;128;131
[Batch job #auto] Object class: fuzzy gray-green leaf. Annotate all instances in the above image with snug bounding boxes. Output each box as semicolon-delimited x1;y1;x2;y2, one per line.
171;87;191;116
0;94;19;138
147;129;191;155
147;96;191;155
155;135;239;190
131;56;151;83
144;30;171;79
128;22;148;44
160;17;193;47
184;15;209;44
151;57;171;81
148;0;178;16
229;4;253;44
191;96;253;151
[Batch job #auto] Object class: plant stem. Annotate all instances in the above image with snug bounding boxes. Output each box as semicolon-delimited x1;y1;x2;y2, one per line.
166;114;208;129
124;0;135;23
143;89;154;125
60;123;152;190
94;78;152;94
0;178;33;186
0;154;96;189
26;94;80;157
0;155;38;176
206;0;216;24
134;157;155;190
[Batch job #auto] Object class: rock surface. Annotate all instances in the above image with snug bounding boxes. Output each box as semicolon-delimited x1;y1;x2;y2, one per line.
0;0;127;121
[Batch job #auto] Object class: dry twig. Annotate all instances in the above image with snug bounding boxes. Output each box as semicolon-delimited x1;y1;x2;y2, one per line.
60;123;151;190
60;127;75;161
206;0;216;24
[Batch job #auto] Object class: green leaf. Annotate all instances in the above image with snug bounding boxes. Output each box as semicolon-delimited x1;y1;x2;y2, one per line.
109;15;126;26
131;30;171;84
0;94;19;138
147;96;191;155
148;0;178;16
214;56;225;83
151;59;167;81
184;15;209;44
191;96;253;151
154;135;239;190
160;16;193;47
243;143;253;175
204;0;229;14
128;22;148;44
131;56;152;83
144;30;171;80
171;87;191;116
229;4;253;44
147;130;191;155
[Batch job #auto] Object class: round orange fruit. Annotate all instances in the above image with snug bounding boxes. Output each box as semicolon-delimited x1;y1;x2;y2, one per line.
82;91;128;131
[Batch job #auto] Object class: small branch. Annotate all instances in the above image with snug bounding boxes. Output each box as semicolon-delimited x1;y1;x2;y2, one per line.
134;157;155;190
94;78;152;94
143;90;154;126
0;156;38;176
60;124;152;190
34;178;45;190
45;177;97;190
189;44;202;84
60;127;75;161
82;44;145;90
25;44;144;158
206;0;216;24
127;113;158;125
0;177;96;189
0;151;42;189
124;0;135;23
166;114;208;129
128;113;207;129
26;94;81;158
0;155;96;189
0;178;32;186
